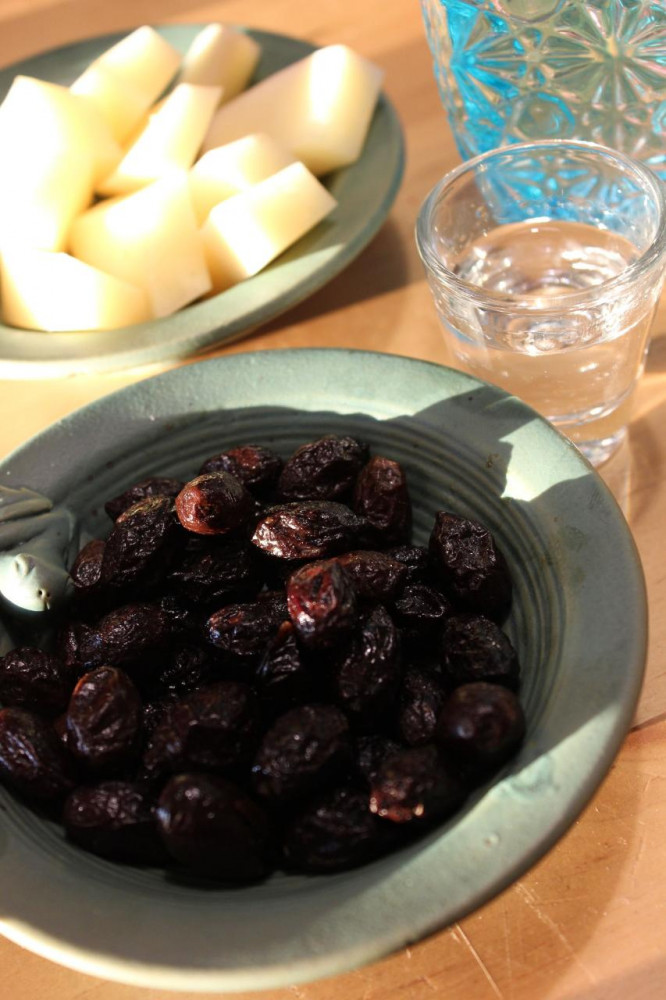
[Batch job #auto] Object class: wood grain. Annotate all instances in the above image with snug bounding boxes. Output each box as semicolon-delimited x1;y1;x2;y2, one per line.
0;1;665;997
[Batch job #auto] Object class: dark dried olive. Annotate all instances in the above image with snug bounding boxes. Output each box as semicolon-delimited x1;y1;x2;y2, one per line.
66;666;142;772
156;772;273;881
387;545;430;584
253;704;352;803
105;477;184;521
199;444;282;495
393;583;453;646
435;682;525;772
64;781;166;864
169;536;261;606
100;496;182;593
287;559;358;649
283;786;380;872
207;599;286;663
69;539;105;593
256;621;314;715
369;744;465;824
429;512;512;618
86;602;173;671
356;733;402;788
441;614;520;690
278;435;367;502
334;550;407;603
251;501;364;560
0;708;75;800
0;646;71;716
150;643;215;699
397;666;449;747
353;456;411;545
176;472;252;535
331;606;401;728
143;680;260;776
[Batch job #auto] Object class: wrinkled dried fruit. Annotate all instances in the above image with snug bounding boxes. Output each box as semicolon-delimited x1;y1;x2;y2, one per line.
435;682;525;771
100;496;181;593
169;536;261;606
353;456;411;545
105;477;184;521
0;646;71;716
207;599;285;663
331;605;401;728
369;744;465;823
0;707;75;800
143;680;260;776
356;733;402;788
199;444;282;495
69;539;105;593
256;621;314;715
66;666;142;772
156;772;273;880
397;666;449;747
387;545;430;584
441;614;520;690
287;559;358;648
393;583;453;646
278;435;367;501
176;472;252;535
64;780;166;864
283;786;380;872
429;512;512;618
251;501;364;560
335;550;407;603
86;602;172;670
253;704;352;802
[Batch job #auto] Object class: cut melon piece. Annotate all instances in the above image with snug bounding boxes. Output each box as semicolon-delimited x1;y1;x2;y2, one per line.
1;248;151;331
93;26;180;104
70;173;212;317
98;83;221;196
189;133;296;224
0;75;121;185
201;161;337;292
70;62;156;145
202;44;383;175
179;24;260;101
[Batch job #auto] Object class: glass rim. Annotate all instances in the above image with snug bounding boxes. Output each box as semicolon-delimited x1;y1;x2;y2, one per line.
415;139;666;313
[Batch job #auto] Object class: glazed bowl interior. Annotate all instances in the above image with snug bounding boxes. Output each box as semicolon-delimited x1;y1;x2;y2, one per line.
0;349;646;992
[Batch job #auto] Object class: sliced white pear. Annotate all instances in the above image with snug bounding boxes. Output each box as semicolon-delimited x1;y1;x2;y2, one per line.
202;44;383;175
70;62;156;145
1;248;151;331
70;173;212;317
98;83;221;196
92;25;180;103
189;133;296;224
179;24;260;101
201;161;337;292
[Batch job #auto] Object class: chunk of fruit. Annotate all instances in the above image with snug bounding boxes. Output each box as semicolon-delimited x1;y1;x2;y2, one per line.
202;44;383;175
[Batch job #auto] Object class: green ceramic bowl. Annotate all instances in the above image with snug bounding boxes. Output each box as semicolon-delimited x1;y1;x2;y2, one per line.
0;349;646;991
0;28;404;379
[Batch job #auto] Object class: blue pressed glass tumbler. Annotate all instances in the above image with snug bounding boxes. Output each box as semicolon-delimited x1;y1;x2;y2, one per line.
420;0;666;176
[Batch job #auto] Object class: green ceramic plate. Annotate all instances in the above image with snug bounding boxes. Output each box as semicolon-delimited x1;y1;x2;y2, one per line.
0;350;647;991
0;29;404;379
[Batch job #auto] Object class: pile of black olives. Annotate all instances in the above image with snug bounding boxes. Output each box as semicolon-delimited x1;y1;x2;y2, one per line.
0;435;525;881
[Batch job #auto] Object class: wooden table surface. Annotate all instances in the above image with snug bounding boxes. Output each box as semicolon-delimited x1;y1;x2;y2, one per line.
1;0;666;997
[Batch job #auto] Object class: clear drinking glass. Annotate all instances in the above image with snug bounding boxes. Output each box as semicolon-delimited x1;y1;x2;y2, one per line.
420;0;666;177
415;140;666;465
